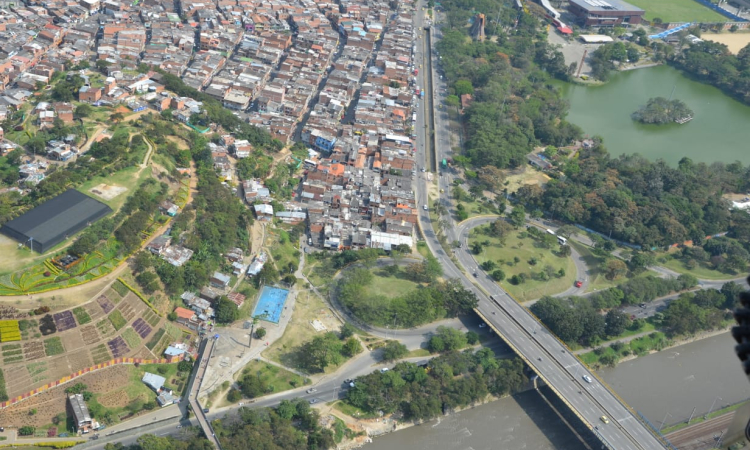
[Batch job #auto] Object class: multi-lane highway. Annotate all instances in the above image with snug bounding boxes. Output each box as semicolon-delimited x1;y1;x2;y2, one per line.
410;8;668;450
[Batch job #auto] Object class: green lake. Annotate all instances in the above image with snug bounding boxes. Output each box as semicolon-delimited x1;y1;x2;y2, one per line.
556;65;750;165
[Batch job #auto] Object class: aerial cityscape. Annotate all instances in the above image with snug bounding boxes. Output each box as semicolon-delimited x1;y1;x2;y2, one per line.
0;0;748;448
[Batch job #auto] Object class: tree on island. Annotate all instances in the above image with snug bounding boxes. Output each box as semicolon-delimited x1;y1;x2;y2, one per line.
631;97;693;125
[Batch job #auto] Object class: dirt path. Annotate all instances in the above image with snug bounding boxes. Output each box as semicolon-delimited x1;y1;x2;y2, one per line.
79;125;108;154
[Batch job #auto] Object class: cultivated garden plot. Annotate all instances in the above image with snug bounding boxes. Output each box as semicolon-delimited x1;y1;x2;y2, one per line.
72;306;92;325
142;309;160;328
52;310;77;332
43;337;65;357
97;295;115;314
0;365;131;428
91;344;112;365
2;343;23;364
80;324;100;345
107;336;130;358
23;341;45;361
132;318;152;339
26;361;48;384
108;310;127;331
121;328;141;349
97;317;116;337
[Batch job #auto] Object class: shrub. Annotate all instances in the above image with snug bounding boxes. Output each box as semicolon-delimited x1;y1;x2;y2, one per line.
227;389;242;403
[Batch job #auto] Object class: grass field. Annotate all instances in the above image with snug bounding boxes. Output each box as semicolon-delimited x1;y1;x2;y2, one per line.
77;166;152;212
625;0;727;23
661;254;743;280
469;229;576;302
364;271;420;299
229;361;307;403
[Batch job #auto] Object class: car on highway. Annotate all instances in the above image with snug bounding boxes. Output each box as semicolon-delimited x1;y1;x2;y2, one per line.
574;280;583;288
306;388;317;394
423;205;428;211
203;408;209;413
582;375;593;383
473;272;478;277
600;416;610;424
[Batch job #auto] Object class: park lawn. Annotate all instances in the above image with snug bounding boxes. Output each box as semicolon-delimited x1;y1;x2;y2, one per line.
660;255;743;280
625;0;727;22
470;230;576;302
405;348;431;358
77;165;152;212
232;360;307;400
363;271;420;299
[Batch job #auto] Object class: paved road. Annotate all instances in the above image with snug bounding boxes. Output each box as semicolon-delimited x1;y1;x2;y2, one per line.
412;14;667;450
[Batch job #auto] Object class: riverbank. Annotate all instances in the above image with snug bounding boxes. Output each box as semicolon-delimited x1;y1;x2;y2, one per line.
330;384;537;449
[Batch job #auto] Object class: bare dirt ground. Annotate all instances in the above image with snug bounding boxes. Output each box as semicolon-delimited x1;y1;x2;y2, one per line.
89;183;128;201
504;166;551;194
0;365;131;427
702;32;750;54
547;29;593;78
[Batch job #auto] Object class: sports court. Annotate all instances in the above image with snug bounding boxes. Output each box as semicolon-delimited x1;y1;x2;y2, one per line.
252;286;290;323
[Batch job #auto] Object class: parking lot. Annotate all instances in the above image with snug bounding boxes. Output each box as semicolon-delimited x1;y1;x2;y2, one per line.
547;29;594;78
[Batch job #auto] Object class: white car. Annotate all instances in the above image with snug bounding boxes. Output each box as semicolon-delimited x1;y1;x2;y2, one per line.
423;205;428;211
306;388;317;394
582;375;593;383
380;368;390;373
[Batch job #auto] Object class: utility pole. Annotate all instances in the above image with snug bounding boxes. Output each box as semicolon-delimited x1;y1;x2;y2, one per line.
706;397;722;420
659;412;672;433
687;407;696;424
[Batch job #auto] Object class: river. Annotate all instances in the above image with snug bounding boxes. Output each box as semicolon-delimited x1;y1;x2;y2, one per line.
364;332;750;449
556;65;750;165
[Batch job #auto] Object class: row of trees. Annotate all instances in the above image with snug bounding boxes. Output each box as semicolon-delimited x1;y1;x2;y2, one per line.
587;274;698;310
346;351;526;421
335;268;477;328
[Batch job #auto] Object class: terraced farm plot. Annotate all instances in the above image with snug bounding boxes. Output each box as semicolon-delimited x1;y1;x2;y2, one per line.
43;337;65;356
91;344;111;364
121;328;141;349
72;307;91;325
23;341;45;361
80;324;100;345
107;336;129;358
26;362;48;383
145;328;165;350
111;281;129;297
118;293;144;322
0;320;21;342
52;311;76;332
96;318;115;337
2;365;30;398
143;309;160;328
132;318;152;339
85;303;105;322
108;310;127;331
97;295;115;314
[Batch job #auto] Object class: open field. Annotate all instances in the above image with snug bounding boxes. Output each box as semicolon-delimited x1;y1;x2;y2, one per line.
469;229;576;302
364;270;420;299
78;165;152;212
265;290;342;372
625;0;727;22
702;32;750;53
660;251;743;280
